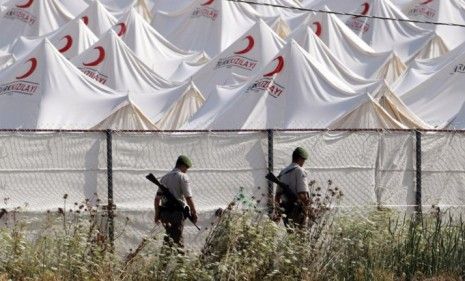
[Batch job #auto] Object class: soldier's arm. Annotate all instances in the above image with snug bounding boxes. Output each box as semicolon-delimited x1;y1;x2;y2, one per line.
180;175;198;223
296;169;310;205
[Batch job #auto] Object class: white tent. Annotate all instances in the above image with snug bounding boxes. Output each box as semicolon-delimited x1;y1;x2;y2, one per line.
77;0;117;37
0;50;15;70
290;24;391;89
392;47;465;127
0;0;73;51
329;94;408;129
403;0;465;50
243;0;309;36
92;102;159;129
295;10;405;83
448;102;465;129
184;40;371;129
10;16;98;59
374;82;432;128
151;0;259;57
0;39;126;129
70;29;173;92
117;8;208;80
341;0;445;61
59;0;89;16
182;19;285;98
71;29;205;129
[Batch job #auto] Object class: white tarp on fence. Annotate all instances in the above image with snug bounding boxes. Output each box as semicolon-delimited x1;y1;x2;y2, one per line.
1;130;465;252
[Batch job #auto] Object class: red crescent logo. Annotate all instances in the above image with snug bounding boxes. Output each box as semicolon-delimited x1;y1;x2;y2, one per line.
58;35;73;53
16;0;33;8
201;0;214;6
313;22;322;37
234;35;254;55
354;3;370;18
115;23;127;37
16;58;37;80
82;16;89;25
421;0;433;4
263;56;284;77
83;46;105;67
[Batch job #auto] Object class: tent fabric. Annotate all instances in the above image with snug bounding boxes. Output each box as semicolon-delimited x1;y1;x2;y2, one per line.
0;0;73;51
70;29;173;92
185;19;285;99
151;0;259;57
10;16;98;59
92;102;159;130
297;9;405;82
374;83;432;129
0;50;15;70
290;24;387;90
412;34;449;61
133;0;152;22
392;45;465;127
341;0;438;62
155;82;205;130
402;0;465;50
58;0;88;16
118;8;209;80
70;29;205;128
0;39;127;129
184;40;370;129
76;0;117;37
329;94;408;129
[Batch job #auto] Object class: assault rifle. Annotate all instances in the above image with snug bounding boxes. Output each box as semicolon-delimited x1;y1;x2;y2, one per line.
265;172;298;203
146;173;200;230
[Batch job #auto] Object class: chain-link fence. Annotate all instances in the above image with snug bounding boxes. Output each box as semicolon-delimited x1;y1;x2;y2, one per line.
1;129;465;252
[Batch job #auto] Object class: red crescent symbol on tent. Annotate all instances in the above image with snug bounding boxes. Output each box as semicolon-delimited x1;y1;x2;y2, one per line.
313;22;322;37
234;35;254;55
201;0;214;6
82;16;89;25
263;56;284;77
16;0;33;8
16;58;37;80
115;23;127;36
83;46;105;67
421;0;433;4
354;3;370;18
58;35;73;53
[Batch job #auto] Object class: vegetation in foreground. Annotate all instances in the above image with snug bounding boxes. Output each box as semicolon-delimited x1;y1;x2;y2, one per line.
0;186;464;281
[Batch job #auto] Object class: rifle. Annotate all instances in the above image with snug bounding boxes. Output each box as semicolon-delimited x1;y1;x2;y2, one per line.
265;172;299;203
146;173;200;230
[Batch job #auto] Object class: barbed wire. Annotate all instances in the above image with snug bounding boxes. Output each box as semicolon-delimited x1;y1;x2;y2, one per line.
226;0;465;28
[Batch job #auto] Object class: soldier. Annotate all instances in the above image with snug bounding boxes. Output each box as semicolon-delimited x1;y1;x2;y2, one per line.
274;147;310;228
154;155;198;247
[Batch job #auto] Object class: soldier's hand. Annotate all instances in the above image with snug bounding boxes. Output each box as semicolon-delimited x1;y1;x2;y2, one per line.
191;211;198;224
154;214;161;225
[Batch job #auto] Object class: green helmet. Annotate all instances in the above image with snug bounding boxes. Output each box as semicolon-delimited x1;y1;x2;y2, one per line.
292;147;309;160
177;155;192;168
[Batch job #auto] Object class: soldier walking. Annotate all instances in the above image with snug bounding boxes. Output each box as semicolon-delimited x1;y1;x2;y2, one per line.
274;147;311;228
154;155;198;247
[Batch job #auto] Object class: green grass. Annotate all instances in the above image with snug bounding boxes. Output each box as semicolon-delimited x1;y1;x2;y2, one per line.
1;192;465;280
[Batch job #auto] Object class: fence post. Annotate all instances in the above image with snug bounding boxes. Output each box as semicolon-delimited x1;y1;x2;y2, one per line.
415;130;422;218
267;129;274;215
105;129;115;248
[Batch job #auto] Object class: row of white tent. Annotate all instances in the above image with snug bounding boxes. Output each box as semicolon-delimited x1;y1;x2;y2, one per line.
1;0;465;129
